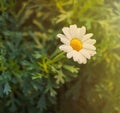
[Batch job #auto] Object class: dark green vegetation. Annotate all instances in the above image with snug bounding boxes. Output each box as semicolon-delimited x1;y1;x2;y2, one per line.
0;0;120;113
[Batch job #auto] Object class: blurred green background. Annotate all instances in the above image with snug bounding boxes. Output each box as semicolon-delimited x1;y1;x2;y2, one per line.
0;0;120;113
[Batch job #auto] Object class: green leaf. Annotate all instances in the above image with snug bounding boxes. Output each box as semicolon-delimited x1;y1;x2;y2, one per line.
37;95;46;112
45;81;57;97
32;73;43;79
3;82;11;95
54;71;65;84
64;65;79;73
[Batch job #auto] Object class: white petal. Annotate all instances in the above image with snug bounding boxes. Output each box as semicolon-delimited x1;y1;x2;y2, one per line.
91;51;96;56
82;33;93;42
77;59;82;64
62;27;71;39
79;26;86;36
77;28;83;39
89;50;96;56
70;24;78;37
84;39;96;45
83;49;96;56
80;49;91;59
83;44;96;50
77;26;87;40
70;24;77;30
66;51;75;59
57;34;69;45
73;51;79;62
67;50;87;64
59;45;72;52
78;52;87;64
57;34;66;38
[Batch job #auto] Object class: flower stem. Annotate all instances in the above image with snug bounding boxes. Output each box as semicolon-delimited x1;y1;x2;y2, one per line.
51;51;65;63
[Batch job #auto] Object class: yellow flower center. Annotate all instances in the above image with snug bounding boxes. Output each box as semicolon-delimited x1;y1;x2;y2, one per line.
70;38;82;51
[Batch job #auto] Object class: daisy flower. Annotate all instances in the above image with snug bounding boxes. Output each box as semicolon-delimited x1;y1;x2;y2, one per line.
57;24;96;64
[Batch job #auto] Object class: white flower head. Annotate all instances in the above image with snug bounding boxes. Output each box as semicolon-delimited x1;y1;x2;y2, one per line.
57;24;96;64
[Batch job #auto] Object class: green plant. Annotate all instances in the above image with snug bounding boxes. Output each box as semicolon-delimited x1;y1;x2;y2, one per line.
0;0;120;113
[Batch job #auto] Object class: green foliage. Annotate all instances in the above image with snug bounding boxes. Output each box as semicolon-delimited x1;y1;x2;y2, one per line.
0;0;120;113
0;0;79;113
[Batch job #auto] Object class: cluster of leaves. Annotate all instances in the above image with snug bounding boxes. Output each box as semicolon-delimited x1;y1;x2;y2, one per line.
0;0;79;113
